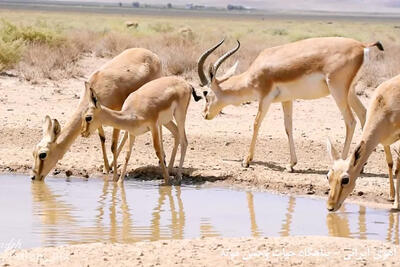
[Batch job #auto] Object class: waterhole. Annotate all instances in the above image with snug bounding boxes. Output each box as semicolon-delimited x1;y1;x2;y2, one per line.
0;174;398;251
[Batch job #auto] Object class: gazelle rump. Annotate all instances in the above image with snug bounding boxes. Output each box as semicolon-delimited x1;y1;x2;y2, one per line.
80;76;202;183
31;48;162;181
327;74;400;212
197;37;384;171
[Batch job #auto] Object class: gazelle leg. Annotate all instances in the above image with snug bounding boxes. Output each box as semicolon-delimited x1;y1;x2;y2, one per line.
110;130;128;167
348;91;366;128
327;77;356;159
282;101;297;172
164;121;180;173
158;126;167;167
384;145;395;201
175;111;188;182
242;91;276;168
98;126;110;174
393;153;400;210
151;125;170;184
111;128;120;182
118;134;135;184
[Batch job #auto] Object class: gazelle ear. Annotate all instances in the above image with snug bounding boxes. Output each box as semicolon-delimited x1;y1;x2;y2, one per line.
349;141;365;167
88;88;100;108
52;119;61;141
208;64;215;82
326;138;340;161
43;115;52;139
218;60;239;82
42;116;60;142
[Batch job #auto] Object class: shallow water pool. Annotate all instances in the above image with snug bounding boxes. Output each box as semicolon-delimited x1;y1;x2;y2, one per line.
0;174;398;251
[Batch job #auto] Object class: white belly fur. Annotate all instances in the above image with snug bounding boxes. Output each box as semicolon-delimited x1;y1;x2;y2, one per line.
272;72;329;102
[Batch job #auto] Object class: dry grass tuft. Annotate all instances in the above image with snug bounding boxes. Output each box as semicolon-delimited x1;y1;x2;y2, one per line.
356;44;400;96
18;42;82;82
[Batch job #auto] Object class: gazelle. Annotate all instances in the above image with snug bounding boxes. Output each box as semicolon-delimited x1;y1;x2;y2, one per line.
80;76;202;183
31;48;162;181
197;38;384;171
327;74;400;212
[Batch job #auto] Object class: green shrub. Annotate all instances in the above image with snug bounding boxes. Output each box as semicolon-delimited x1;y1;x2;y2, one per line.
0;38;23;71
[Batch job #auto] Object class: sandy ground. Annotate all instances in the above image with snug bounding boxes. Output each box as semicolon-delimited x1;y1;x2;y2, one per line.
1;55;399;265
1;236;400;266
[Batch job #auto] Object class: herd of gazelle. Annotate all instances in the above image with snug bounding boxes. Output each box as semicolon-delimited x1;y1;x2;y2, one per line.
31;36;400;211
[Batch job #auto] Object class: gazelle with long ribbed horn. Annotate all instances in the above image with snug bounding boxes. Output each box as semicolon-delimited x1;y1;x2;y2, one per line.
198;37;384;171
31;48;162;181
327;74;400;212
80;76;202;184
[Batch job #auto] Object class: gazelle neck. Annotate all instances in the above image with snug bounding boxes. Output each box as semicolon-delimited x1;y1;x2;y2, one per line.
98;107;139;131
347;134;380;179
56;100;88;156
218;72;255;105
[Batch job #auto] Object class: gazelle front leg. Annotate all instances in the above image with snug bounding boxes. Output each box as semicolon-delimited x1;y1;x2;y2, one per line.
118;134;135;184
282;101;297;172
109;130;128;167
242;90;277;168
98;126;110;174
151;125;170;184
384;145;395;201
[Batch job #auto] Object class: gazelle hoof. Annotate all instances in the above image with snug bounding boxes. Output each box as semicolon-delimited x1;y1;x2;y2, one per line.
285;164;294;173
392;202;400;211
242;160;250;168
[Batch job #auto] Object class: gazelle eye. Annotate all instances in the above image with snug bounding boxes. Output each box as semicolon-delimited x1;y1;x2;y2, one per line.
326;175;329;180
203;91;208;97
341;177;349;185
85;116;92;122
39;152;47;160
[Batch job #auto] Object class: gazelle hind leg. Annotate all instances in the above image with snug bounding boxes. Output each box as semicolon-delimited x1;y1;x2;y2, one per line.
394;147;400;210
384;145;395;201
151;125;170;184
348;91;366;128
243;89;278;168
158;126;167;167
164;121;180;173
98;126;110;174
326;76;356;159
174;110;188;182
282;101;297;172
109;131;128;167
111;128;120;182
118;134;135;184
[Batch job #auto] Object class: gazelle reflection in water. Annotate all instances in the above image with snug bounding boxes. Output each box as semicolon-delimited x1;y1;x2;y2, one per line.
387;212;400;244
31;180;187;244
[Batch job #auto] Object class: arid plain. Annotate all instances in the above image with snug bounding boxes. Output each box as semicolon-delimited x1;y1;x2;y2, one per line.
2;6;400;266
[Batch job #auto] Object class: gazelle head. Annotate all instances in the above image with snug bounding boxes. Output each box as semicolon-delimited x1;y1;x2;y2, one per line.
81;82;102;138
197;39;240;120
31;115;61;181
326;139;365;212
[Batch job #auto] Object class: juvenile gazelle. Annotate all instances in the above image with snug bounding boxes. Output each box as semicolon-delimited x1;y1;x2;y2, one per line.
80;76;202;183
327;74;400;212
31;48;162;181
198;38;384;171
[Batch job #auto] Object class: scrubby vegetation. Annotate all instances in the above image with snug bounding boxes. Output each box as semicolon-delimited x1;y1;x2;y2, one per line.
0;9;399;89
